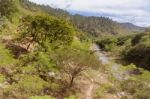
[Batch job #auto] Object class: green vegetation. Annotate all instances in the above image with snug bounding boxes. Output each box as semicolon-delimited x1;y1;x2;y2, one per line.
0;0;101;98
19;0;134;38
96;33;150;98
18;14;74;50
71;15;131;37
51;47;100;87
96;33;150;70
95;84;116;98
120;69;150;99
0;0;17;19
96;36;118;51
0;0;149;99
123;33;150;70
30;95;55;99
0;43;15;67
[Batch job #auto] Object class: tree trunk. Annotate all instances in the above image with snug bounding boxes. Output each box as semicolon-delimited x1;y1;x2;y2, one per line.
27;43;31;50
69;76;74;87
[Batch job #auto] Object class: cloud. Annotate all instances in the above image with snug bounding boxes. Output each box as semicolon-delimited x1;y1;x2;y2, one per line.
29;0;150;27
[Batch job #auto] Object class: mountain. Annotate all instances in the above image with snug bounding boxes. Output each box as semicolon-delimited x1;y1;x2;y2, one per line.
69;10;146;32
21;0;145;37
120;22;145;32
70;14;130;37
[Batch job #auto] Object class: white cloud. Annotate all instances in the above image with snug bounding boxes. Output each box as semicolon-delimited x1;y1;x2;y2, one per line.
29;0;150;27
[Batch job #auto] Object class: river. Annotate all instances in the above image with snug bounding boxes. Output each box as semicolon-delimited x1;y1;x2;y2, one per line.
91;44;129;81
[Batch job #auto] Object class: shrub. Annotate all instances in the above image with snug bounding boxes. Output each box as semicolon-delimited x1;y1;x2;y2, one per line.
96;36;117;51
121;79;150;99
51;47;100;87
18;14;74;50
95;84;116;98
8;75;48;94
19;52;58;72
0;0;17;19
0;43;15;67
123;44;150;70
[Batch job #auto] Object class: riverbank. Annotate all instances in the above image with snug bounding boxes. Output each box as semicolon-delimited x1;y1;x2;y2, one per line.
87;44;150;99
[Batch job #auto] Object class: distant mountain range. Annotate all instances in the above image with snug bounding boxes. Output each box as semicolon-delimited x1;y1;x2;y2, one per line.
69;10;146;31
120;22;145;32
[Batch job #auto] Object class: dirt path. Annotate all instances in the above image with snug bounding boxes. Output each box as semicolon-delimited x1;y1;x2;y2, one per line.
83;44;134;99
84;44;110;99
84;71;112;99
85;79;94;99
84;44;120;99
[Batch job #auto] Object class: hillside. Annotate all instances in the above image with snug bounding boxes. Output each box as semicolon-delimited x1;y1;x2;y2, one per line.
0;0;150;99
96;32;150;70
21;0;144;37
120;22;145;32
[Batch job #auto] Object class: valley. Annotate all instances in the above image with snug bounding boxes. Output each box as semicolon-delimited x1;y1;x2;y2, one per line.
0;0;150;99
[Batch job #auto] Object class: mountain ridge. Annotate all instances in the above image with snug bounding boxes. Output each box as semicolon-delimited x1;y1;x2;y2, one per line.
120;22;145;32
23;0;146;36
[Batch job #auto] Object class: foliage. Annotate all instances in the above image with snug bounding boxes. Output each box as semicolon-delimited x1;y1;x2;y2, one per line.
0;74;6;83
51;47;100;87
7;75;48;94
20;0;70;17
96;36;117;51
96;33;150;70
20;0;131;37
0;43;15;67
19;52;58;72
0;0;17;19
18;14;74;50
124;44;150;70
0;0;149;98
71;15;127;36
121;79;150;99
95;84;116;98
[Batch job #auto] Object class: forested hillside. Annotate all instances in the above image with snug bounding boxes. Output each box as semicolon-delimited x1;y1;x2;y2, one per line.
120;23;145;32
20;0;145;37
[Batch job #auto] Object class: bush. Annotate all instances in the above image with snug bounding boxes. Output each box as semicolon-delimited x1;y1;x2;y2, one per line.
18;14;74;50
0;0;17;19
135;90;150;99
121;79;150;99
19;52;58;72
96;36;117;51
51;47;100;87
123;44;150;70
7;75;48;95
95;84;116;98
0;43;15;67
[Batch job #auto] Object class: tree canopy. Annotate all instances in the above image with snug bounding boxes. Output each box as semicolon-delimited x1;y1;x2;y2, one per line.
18;14;74;50
0;0;17;18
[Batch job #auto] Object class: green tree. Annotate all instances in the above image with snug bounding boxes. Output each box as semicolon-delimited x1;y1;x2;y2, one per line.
52;48;100;87
0;0;17;18
18;14;74;50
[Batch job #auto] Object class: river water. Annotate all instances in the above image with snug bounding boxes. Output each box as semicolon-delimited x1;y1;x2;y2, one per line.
91;44;128;81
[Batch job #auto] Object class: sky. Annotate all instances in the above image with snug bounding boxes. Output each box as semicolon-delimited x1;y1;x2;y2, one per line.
29;0;150;27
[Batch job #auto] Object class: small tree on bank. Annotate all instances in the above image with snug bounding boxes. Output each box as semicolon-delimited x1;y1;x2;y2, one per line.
18;14;74;51
52;48;100;87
